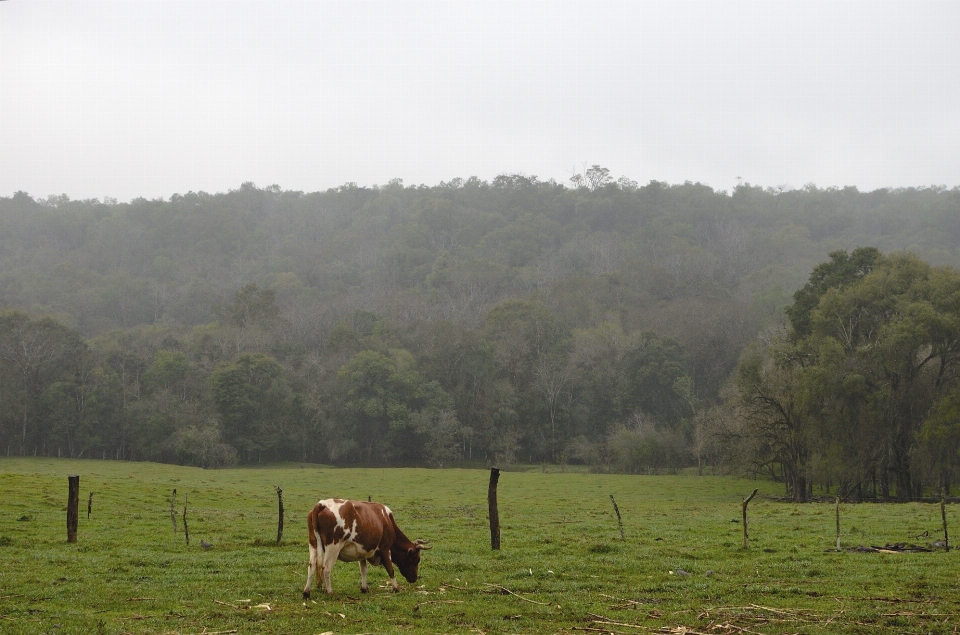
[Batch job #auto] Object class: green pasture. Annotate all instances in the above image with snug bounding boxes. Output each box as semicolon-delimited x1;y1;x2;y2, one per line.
1;459;958;634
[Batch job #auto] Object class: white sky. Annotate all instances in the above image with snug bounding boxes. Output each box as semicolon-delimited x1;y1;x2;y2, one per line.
1;0;959;201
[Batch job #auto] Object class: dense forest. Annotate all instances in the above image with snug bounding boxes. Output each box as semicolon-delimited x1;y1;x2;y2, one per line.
2;172;960;494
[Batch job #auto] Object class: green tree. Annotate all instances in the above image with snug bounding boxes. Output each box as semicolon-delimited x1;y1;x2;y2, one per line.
45;346;110;459
88;328;157;460
483;297;570;461
621;331;691;427
169;420;237;468
735;337;834;501
569;164;612;191
216;283;281;329
566;322;633;439
786;247;881;339
145;350;191;400
410;408;462;468
417;321;507;463
921;386;960;493
210;353;290;462
0;311;86;455
812;253;960;498
336;348;426;463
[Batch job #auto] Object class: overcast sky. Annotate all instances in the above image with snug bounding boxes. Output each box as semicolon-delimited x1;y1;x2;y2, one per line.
2;1;958;201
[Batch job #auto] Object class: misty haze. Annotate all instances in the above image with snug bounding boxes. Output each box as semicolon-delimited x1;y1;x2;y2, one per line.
2;0;960;482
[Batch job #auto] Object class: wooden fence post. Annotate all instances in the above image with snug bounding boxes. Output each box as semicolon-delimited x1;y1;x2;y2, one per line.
67;475;80;543
609;494;625;540
742;488;759;549
275;486;284;545
488;467;501;550
170;489;177;533
183;494;189;546
942;488;950;552
87;492;94;520
835;494;841;550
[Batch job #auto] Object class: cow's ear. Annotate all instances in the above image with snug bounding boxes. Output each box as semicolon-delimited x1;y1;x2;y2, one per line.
407;546;416;557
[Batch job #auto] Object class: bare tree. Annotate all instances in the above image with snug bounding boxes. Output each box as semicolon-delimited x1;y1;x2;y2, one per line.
533;354;570;463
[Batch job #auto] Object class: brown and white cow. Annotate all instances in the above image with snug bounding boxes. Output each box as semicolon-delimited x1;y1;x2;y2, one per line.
303;498;431;597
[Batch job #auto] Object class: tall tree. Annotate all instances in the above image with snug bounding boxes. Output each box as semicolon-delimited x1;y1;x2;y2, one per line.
812;253;960;498
483;297;570;461
210;353;290;462
786;247;881;339
0;311;85;454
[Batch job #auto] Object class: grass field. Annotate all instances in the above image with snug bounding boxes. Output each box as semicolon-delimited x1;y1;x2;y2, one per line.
1;458;958;634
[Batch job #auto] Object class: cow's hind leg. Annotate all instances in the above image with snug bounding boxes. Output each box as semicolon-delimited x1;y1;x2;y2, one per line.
303;544;317;599
320;543;342;594
316;544;328;593
359;559;369;593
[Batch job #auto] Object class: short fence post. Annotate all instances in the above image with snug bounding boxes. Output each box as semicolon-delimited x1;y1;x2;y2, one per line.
609;494;625;541
488;467;501;550
742;488;759;549
87;492;94;520
170;489;178;533
67;475;80;543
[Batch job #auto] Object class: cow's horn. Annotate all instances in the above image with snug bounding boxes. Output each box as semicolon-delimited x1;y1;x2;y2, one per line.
415;539;433;549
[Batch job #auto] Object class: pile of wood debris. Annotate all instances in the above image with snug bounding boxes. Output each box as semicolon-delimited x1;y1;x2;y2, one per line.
846;542;946;553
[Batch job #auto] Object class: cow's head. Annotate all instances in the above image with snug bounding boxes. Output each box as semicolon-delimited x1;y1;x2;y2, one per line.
392;539;432;583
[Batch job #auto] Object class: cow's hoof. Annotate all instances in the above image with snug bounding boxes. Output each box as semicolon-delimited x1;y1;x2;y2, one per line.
303;591;310;599
361;587;369;594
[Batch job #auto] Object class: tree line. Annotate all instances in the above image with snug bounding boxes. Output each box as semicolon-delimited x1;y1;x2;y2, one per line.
0;287;696;470
1;176;959;484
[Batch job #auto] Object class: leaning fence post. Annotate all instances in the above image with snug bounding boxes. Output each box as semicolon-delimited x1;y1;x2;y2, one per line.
742;488;759;549
170;489;178;533
275;486;284;544
488;467;501;550
67;475;80;543
942;488;950;552
609;494;625;541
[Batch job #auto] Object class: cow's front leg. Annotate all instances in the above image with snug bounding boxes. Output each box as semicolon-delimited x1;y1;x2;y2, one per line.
359;559;369;593
379;550;400;592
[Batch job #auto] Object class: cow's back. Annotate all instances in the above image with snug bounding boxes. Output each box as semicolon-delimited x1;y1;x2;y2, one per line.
311;498;397;555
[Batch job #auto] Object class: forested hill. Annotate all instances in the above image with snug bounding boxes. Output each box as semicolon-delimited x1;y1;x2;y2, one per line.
1;176;959;469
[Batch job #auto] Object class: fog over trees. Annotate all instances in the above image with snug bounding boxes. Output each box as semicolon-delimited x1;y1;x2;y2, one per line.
2;175;960;497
